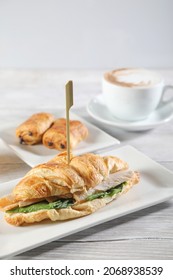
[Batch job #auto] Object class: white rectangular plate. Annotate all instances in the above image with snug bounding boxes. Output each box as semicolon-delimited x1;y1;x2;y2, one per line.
0;145;173;259
0;112;119;167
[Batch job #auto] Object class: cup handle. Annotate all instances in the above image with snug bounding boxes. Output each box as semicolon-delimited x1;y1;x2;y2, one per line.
160;85;173;106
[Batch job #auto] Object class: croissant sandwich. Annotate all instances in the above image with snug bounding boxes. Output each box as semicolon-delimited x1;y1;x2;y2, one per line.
0;153;139;226
42;118;88;150
16;112;55;145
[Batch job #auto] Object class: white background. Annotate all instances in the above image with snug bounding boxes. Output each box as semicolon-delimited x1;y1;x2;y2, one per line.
0;0;172;69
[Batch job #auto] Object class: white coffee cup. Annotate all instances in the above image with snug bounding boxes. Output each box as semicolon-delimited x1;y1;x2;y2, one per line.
102;68;173;121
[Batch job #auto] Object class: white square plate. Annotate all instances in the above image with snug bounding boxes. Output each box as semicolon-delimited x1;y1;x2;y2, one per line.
0;145;173;259
0;112;119;167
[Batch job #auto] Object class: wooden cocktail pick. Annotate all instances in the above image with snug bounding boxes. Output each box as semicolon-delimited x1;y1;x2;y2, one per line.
65;80;73;164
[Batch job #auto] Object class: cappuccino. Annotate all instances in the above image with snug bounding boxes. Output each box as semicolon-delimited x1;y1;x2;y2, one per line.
104;68;162;88
102;68;166;121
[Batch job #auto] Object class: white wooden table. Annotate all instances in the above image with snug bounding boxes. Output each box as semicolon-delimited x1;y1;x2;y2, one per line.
0;69;173;259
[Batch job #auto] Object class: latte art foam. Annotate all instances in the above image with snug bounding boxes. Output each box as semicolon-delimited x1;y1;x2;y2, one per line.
104;68;163;88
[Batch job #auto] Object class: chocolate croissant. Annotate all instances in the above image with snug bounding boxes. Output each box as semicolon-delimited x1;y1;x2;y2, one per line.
42;118;88;150
0;152;139;226
16;113;55;145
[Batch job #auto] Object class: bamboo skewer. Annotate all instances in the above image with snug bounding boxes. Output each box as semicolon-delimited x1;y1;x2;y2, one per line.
65;81;73;164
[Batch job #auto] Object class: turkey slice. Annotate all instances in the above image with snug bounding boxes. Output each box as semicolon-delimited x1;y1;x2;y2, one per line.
73;170;134;202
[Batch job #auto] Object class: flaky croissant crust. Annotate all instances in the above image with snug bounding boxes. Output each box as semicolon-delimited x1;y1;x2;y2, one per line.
13;152;128;201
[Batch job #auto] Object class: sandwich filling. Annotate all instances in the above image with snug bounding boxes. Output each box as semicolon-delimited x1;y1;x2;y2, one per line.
6;182;126;214
5;170;136;215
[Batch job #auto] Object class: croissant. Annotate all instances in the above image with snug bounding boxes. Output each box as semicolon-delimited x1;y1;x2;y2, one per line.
0;153;139;226
16;113;55;145
42;118;88;150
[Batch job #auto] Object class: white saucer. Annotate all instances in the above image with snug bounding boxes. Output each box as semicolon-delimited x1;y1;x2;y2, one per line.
87;95;173;131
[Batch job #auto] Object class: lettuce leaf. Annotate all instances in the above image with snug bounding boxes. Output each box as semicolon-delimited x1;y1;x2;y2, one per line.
86;182;125;201
6;199;74;214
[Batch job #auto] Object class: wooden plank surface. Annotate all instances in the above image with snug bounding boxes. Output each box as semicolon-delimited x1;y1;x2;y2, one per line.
0;69;173;259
